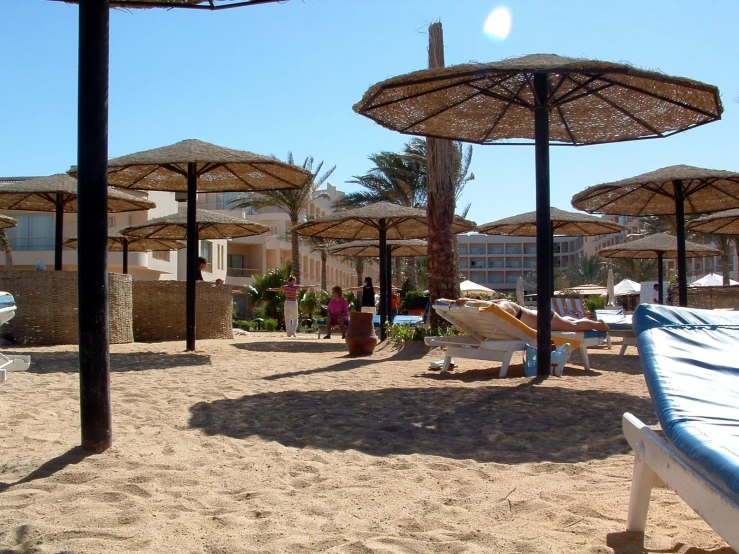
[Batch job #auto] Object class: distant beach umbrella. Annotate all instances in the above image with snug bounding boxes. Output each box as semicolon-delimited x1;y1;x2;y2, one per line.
478;207;626;236
597;232;719;304
0;215;17;231
687;208;739;235
607;268;615;308
0;174;155;271
119;209;269;348
354;53;721;376
64;228;185;274
573;165;739;307
293;202;475;340
327;239;428;258
460;279;495;295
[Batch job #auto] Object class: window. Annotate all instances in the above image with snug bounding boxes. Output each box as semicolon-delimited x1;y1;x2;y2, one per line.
470;247;485;255
108;217;115;228
524;246;536;255
505;246;521;255
488;246;503;255
5;215;54;251
201;241;213;271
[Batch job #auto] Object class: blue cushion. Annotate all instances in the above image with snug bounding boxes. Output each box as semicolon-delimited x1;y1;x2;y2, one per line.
583;330;608;340
633;304;739;505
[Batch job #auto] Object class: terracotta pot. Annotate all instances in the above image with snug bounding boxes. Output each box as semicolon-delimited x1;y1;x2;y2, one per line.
345;311;378;356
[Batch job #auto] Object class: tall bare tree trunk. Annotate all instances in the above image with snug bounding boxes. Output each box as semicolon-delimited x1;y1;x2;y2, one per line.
406;256;418;289
426;22;457;329
354;256;365;287
722;253;730;285
320;250;327;293
290;215;301;283
393;256;401;288
0;231;13;272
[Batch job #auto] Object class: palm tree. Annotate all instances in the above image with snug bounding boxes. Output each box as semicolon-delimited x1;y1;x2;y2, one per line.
0;230;13;272
609;258;658;282
703;234;734;285
337;138;474;291
302;235;339;293
565;253;606;287
231;153;335;283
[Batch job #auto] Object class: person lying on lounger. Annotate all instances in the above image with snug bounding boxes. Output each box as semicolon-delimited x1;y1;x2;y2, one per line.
455;298;609;332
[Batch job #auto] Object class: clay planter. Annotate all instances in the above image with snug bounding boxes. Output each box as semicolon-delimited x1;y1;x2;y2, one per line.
345;311;378;356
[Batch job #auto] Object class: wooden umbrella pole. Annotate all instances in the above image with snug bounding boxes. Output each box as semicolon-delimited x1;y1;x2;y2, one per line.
674;180;688;307
534;72;553;377
186;163;197;351
378;222;387;341
77;0;112;452
122;238;129;275
657;252;664;305
55;194;64;270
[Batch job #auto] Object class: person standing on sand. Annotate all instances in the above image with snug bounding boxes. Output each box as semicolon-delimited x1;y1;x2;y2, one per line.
347;277;378;314
268;276;316;337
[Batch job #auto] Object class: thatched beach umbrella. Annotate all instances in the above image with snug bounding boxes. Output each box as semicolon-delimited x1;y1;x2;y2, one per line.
354;53;721;376
327;239;428;258
597;232;719;304
688;208;739;235
64;228;185;275
120;209;269;349
293;202;475;340
477;207;626;236
573;165;739;307
0;215;17;230
0;174;155;270
85;139;311;352
52;0;294;452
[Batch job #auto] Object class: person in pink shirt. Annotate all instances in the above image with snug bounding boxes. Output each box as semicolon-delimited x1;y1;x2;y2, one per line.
268;275;315;337
324;285;349;339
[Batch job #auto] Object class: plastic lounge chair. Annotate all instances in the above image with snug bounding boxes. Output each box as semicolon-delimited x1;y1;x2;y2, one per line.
595;309;637;355
623;304;739;549
0;291;31;383
425;299;602;374
552;296;587;319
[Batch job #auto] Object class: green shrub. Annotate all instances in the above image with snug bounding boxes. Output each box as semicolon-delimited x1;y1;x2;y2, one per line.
233;319;251;331
386;323;457;345
400;290;429;313
263;317;279;332
584;294;607;314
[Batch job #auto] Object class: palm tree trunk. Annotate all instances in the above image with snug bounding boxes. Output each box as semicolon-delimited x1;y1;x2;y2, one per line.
0;231;12;272
354;257;364;287
426;22;457;329
722;253;730;285
320;251;327;293
393;255;401;288
406;256;417;289
290;216;301;284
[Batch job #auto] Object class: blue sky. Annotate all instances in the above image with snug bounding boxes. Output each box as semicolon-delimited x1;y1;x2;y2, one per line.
3;0;738;226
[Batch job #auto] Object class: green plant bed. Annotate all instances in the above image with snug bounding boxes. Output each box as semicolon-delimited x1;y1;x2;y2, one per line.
386;324;458;345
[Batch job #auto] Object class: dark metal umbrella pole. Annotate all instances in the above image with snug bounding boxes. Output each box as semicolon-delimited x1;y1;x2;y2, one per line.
186;163;198;351
378;223;388;341
673;180;688;306
77;0;112;452
533;72;553;376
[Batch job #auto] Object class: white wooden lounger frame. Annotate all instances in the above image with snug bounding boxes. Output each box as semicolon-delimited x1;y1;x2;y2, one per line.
622;412;739;550
0;353;31;383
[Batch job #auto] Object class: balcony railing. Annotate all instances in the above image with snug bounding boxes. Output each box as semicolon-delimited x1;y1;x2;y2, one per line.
227;267;262;278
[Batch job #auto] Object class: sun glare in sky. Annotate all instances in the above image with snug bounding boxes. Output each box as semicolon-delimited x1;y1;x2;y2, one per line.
484;6;512;41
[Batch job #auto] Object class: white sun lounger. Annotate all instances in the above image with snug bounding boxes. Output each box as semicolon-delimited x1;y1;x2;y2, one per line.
0;291;31;383
624;304;739;550
425;299;603;374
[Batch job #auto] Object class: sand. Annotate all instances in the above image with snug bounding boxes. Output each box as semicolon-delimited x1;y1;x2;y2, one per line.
0;334;733;554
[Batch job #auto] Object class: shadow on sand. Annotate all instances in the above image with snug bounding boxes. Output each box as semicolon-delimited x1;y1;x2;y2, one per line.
17;351;210;374
189;382;656;464
605;530;734;554
0;446;91;494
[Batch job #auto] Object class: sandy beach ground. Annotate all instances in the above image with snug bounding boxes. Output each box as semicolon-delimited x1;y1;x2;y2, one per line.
0;333;733;554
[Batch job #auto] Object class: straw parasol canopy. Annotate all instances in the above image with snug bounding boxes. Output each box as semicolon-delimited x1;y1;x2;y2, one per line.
0;215;17;231
293;202;475;340
687;208;739;235
477;207;626;236
92;139;311;194
119;209;269;346
52;0;290;10
83;139;311;352
597;232;719;260
120;209;269;241
573;165;739;306
64;228;186;274
354;52;721;376
0;174;155;271
327;239;428;258
598;232;719;304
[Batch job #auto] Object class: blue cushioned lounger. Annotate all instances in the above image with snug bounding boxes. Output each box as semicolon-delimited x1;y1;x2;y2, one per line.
623;304;739;549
